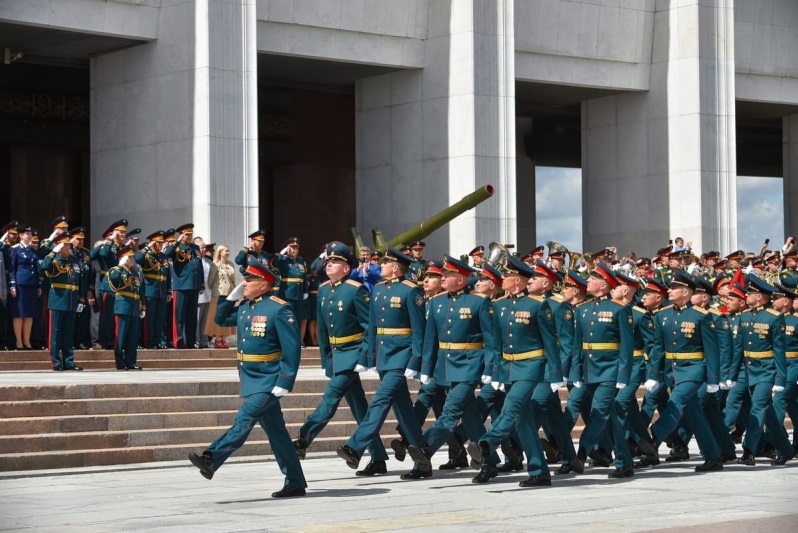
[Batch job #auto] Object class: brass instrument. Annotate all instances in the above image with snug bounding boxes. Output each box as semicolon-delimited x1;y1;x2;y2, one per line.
486;242;510;270
546;241;583;270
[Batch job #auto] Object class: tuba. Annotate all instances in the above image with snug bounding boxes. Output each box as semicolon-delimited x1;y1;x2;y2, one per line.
547;241;583;270
486;242;510;270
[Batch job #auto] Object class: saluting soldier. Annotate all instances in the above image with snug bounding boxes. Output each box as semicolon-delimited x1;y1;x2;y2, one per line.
274;237;309;345
42;233;81;371
0;221;19;350
136;231;171;349
569;262;636;479
69;228;94;350
780;250;798;290
91;219;129;349
108;246;145;370
188;259;306;498
733;277;795;466
39;215;69;258
337;246;427;476
164;223;203;349
402;255;502;481
235;230;270;273
293;242;389;465
639;270;724;472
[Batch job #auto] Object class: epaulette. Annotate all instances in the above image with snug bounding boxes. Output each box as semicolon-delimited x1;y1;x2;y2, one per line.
270;295;287;305
431;291;448;299
82;247;90;253
633;305;647;314
655;304;674;314
693;306;709;315
576;300;591;308
472;292;488;298
320;280;331;288
549;293;565;303
402;280;416;288
10;243;19;248
609;298;626;307
493;295;508;302
709;307;723;316
345;279;363;288
766;308;782;316
528;294;545;302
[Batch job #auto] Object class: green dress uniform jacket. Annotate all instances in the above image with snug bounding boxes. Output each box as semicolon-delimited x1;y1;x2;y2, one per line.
779;268;798;290
367;278;426;371
273;254;308;301
42;253;80;312
570;296;634;385
317;279;371;378
91;240;119;293
235;247;270;273
649;303;720;385
494;292;562;384
136;246;170;299
164;243;202;291
420;289;499;385
784;312;798;383
215;295;301;397
108;266;143;316
710;308;734;383
733;306;787;388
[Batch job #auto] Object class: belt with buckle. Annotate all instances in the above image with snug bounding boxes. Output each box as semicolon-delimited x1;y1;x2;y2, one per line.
237;351;282;363
502;349;544;361
329;332;365;345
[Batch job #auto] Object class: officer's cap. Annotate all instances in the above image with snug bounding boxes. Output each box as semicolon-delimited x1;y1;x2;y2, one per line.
283;237;300;248
49;215;69;231
616;272;639;290
765;252;781;264
531;260;561;284
728;282;747;300
565;270;588;291
103;219;128;237
69;227;86;240
370;251;383;261
205;243;216;252
146;230;165;243
164;229;176;242
714;259;728;269
249;230;265;242
746;275;776;296
593;248;612;259
53;232;71;246
502;255;535;278
692;275;714;296
772;283;798;300
400;245;411;255
175;223;194;235
655;246;672;258
31;230;39;242
384;246;414;267
325;241;358;268
591;261;619;288
410;241;426;250
635;257;651;268
725;250;744;260
713;274;731;293
706;251;721;259
16;224;33;234
644;279;669;297
425;260;444;277
548;249;565;259
480;263;504;285
1;220;19;235
751;257;765;269
469;246;485;257
244;258;279;284
442;255;474;277
670;270;697;291
127;228;141;238
116;245;135;259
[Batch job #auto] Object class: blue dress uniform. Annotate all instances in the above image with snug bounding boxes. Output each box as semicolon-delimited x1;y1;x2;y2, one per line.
478;257;562;486
338;246;428;474
164;224;203;349
569;263;635;475
646;271;723;468
91;219;127;349
108;246;144;370
9;231;41;320
409;255;502;476
42;234;81;371
273;238;309;321
774;296;798;450
136;232;170;349
1;221;19;350
191;259;306;496
732;277;794;464
295;242;388;463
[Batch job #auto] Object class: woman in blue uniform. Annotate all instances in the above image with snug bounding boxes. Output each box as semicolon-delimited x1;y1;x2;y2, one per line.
9;225;41;350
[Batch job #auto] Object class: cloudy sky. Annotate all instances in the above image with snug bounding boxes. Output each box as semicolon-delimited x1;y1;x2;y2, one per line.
535;168;784;255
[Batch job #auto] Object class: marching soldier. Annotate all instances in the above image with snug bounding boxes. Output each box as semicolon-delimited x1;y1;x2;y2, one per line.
108;246;144;370
293;242;389;465
42;233;81;371
188;259;306;498
164;223;203;349
772;283;798;451
136;231;171;349
336;246;427;476
91;219;129;349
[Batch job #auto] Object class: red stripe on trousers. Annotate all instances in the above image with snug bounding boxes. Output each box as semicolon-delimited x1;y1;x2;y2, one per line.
172;292;180;347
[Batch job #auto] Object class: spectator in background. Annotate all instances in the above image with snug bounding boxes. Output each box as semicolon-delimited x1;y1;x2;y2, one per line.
206;244;236;349
194;237;216;348
349;246;381;292
9;225;41;350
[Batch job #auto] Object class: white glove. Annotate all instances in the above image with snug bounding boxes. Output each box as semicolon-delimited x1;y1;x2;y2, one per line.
726;379;736;389
707;384;719;394
140;310;146;319
49;229;60;241
644;379;660;393
719;381;730;390
271;386;288;397
53;243;64;254
481;375;492;385
303;293;309;300
562;378;569;386
354;364;368;373
551;382;564;393
226;281;245;301
615;383;627;390
280;246;290;255
491;381;503;391
573;380;582;388
0;232;8;243
404;368;417;379
118;257;128;266
773;384;785;393
419;374;431;385
368;367;377;373
318;251;327;260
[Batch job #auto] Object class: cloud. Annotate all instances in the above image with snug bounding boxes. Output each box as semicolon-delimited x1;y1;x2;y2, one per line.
737;176;783;252
536;167;583;251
